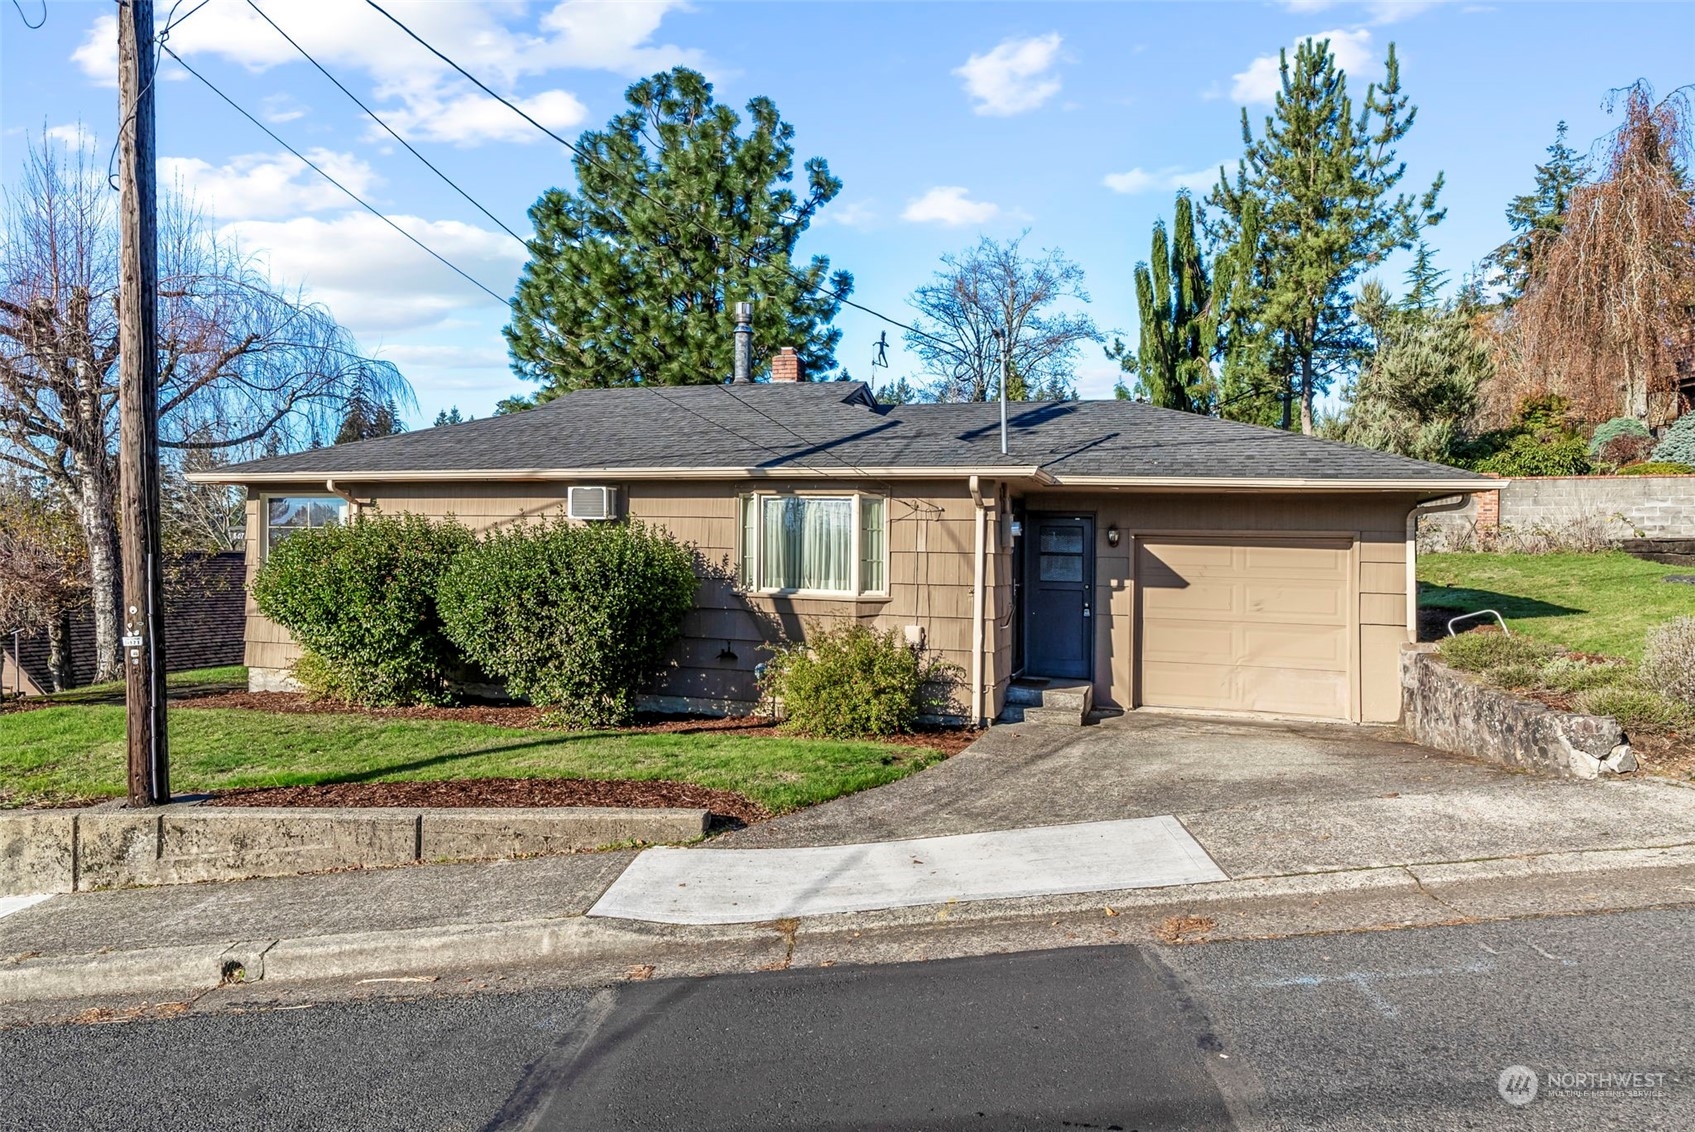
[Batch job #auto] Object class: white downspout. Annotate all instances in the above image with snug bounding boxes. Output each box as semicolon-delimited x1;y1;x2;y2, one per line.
970;475;989;727
1406;495;1470;637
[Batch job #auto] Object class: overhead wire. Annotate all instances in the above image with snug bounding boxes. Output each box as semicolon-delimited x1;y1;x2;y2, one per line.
241;0;528;246
159;43;511;306
360;0;972;368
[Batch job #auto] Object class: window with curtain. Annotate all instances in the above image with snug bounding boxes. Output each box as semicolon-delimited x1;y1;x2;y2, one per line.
738;493;887;595
265;496;347;555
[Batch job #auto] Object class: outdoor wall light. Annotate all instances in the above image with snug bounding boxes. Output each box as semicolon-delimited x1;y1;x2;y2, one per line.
717;641;739;662
1106;525;1121;548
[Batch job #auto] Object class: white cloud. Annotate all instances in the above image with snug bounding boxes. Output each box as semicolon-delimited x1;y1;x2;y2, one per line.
954;33;1064;116
260;93;309;124
382;88;588;146
220;212;524;332
1278;0;1444;23
816;200;879;229
161;150;381;221
1103;164;1222;195
45;123;95;149
1231;28;1374;104
902;186;1002;227
71;1;698;146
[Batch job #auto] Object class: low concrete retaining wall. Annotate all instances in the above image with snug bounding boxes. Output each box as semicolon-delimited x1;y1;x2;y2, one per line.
0;805;709;896
1400;645;1636;779
1422;474;1695;545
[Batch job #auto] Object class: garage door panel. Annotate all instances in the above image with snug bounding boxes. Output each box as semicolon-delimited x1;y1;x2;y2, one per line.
1137;538;1354;721
1241;624;1349;668
1241;581;1346;620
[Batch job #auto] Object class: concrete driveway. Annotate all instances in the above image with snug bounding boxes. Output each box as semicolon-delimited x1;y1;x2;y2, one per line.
717;714;1695;880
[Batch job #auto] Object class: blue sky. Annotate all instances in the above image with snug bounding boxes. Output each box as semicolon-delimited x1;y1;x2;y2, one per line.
3;1;1690;425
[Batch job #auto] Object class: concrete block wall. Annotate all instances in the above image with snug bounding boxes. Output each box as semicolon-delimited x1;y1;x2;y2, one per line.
1422;475;1695;543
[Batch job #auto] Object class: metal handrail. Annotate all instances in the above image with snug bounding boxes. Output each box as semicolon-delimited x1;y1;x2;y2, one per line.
1447;609;1510;637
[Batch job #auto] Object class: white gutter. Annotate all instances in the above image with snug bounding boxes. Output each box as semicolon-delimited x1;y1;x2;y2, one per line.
186;465;1054;486
969;474;991;728
1044;475;1494;492
324;478;373;510
1406;495;1474;636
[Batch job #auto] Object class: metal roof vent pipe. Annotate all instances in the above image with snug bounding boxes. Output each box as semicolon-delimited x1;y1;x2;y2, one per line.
731;301;753;384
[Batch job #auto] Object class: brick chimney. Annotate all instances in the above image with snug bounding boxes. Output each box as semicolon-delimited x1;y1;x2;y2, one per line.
769;347;805;383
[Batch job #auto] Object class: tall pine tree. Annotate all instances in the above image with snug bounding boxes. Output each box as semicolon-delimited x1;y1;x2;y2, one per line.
1487;122;1587;303
1113;193;1215;412
506;68;852;396
1208;38;1444;433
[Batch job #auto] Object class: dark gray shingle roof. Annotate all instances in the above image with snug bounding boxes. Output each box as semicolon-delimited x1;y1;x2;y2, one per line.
210;381;1491;485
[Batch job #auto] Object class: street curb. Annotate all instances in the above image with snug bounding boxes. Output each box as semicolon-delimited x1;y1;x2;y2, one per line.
6;842;1695;1004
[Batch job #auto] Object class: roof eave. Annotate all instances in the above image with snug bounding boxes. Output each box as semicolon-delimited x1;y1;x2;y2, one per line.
1040;475;1499;492
187;464;1054;486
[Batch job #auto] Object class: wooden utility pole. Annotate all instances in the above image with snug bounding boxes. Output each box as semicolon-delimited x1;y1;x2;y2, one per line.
117;0;169;806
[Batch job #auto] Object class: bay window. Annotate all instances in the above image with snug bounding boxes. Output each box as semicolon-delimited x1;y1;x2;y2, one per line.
738;492;888;596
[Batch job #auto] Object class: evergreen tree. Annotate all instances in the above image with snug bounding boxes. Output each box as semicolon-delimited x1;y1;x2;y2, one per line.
1401;240;1448;310
433;406;465;427
507;68;852;396
1208;38;1444;433
335;399;405;444
1487;122;1588;303
1111;193;1215;413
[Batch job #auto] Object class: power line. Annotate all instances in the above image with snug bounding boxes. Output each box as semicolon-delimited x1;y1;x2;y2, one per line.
242;0;528;246
160;43;511;307
9;0;44;30
360;0;971;367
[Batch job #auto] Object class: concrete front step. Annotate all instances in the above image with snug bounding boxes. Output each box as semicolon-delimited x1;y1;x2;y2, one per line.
1018;706;1088;727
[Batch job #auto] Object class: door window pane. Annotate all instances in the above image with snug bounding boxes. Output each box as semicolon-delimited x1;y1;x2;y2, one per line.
1039;554;1084;582
1039;526;1085;554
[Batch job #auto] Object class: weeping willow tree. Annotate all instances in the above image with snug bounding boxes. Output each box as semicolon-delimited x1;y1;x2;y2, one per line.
1503;82;1695;427
1112;193;1215;412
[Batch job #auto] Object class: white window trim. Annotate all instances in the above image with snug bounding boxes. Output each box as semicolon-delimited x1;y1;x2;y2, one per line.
258;493;349;559
738;490;890;598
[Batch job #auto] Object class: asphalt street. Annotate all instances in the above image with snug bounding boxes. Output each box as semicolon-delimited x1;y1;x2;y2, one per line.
2;908;1689;1131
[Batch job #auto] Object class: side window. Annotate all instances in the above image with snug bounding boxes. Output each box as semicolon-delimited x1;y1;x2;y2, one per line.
265;496;347;555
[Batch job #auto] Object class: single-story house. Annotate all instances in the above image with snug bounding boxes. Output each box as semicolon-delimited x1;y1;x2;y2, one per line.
191;363;1491;725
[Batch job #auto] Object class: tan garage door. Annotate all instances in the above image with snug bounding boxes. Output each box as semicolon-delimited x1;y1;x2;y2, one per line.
1137;537;1353;720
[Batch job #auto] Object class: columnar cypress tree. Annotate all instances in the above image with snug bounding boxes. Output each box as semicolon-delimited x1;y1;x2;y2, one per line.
1208;38;1444;433
1116;193;1215;412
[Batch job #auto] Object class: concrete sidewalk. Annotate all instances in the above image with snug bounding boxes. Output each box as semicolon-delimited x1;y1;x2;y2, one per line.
5;715;1695;1010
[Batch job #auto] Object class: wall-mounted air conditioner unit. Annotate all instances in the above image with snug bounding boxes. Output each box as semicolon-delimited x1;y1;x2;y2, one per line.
567;485;619;521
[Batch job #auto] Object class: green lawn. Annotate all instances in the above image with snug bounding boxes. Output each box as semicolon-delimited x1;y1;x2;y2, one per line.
0;704;944;812
1419;551;1695;660
31;665;249;705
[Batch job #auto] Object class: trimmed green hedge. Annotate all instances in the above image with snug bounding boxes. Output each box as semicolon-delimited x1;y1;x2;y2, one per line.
437;518;698;727
251;512;473;705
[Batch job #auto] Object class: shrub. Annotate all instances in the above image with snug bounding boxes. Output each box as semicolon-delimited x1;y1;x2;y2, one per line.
251;512;473;705
1641;616;1695;709
1538;654;1631;694
1573;685;1694;731
437;518;698;727
1474;433;1592;477
760;622;961;738
1616;460;1695;476
1487;662;1547;690
1587;416;1650;457
1597;433;1656;468
1436;631;1555;673
1651;414;1695;465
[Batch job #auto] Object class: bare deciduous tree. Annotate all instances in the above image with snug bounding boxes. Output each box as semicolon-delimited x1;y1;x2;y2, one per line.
904;234;1101;403
0;136;411;680
1498;83;1695;426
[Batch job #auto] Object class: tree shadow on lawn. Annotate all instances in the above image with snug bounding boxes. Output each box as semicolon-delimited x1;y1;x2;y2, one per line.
311;733;634;786
1418;583;1583;621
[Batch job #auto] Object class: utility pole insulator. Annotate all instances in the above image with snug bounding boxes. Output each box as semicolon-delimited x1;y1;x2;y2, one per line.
117;0;170;806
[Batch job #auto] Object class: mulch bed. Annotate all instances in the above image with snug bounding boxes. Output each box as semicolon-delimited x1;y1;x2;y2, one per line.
174;692;979;754
206;776;773;825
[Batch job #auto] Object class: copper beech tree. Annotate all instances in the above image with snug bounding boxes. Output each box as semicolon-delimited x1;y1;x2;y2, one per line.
0;137;409;681
1499;83;1695;427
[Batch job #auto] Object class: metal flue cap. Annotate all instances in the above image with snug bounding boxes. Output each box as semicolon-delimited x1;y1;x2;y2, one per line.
734;301;753;324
